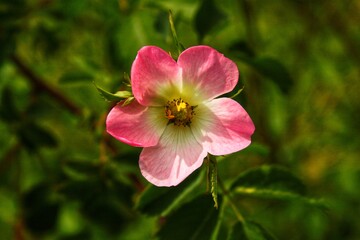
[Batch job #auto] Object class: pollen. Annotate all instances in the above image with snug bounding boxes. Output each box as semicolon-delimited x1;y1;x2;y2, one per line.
165;98;196;127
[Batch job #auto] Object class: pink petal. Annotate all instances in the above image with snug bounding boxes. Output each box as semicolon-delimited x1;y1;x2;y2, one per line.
177;46;239;103
106;100;168;147
139;124;207;186
191;98;255;155
131;46;182;106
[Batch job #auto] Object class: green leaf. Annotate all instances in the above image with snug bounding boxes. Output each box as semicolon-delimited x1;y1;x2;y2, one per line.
228;221;277;240
252;57;293;94
0;1;23;65
18;122;58;151
195;0;226;42
157;194;222;240
111;11;167;70
231;165;306;195
229;40;256;58
94;83;132;102
230;166;327;208
60;178;133;233
0;86;20;122
59;71;94;84
23;184;60;234
62;159;99;180
235;55;293;94
135;170;203;216
155;10;170;39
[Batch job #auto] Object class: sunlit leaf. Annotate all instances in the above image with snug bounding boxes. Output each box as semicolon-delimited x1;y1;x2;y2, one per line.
157;194;222;240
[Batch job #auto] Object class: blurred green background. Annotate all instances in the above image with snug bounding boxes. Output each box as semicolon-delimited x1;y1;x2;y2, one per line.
1;0;359;239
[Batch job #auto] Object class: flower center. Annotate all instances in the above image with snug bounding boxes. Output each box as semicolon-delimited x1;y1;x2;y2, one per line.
165;98;196;127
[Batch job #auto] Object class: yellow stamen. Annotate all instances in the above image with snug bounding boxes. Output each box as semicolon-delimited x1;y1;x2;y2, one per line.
176;101;187;112
164;98;195;127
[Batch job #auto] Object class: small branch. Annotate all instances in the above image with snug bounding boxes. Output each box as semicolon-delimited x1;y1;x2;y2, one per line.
10;55;82;116
14;216;25;240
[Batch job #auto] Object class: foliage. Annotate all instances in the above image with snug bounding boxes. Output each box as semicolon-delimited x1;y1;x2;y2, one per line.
0;0;359;239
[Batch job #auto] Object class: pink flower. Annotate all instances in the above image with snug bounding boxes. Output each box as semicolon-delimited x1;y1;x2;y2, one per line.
106;46;255;186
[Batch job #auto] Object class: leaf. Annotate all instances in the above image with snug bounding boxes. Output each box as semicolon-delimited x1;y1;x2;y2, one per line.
229;40;256;58
135;170;203;216
94;83;132;102
18;122;58;151
0;86;20;122
111;11;167;70
59;71;94;84
231;165;306;195
0;1;23;64
157;194;222;240
195;0;226;42
228;221;277;240
154;10;169;38
252;57;293;94
235;55;293;94
60;177;133;233
22;184;60;234
230;165;328;208
62;159;99;180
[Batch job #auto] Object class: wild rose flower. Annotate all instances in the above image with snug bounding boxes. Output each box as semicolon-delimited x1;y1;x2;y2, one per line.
106;46;255;186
